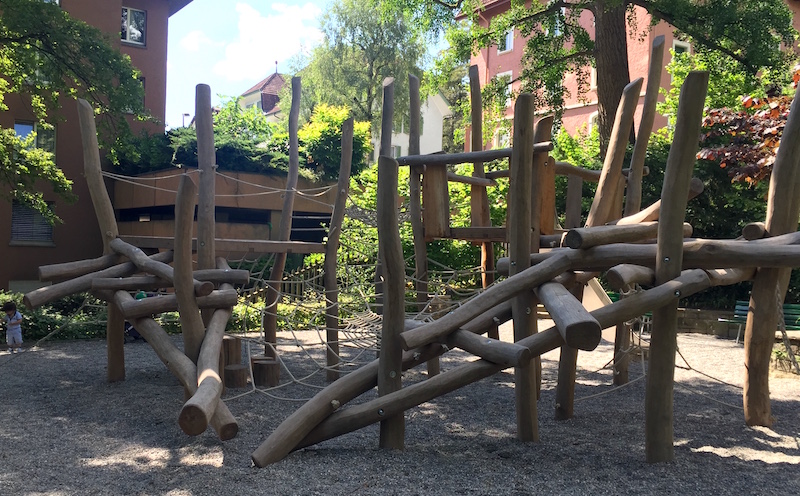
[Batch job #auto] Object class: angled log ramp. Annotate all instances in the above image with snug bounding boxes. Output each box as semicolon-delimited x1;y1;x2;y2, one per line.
263;269;736;463
39;254;125;282
114;289;238;320
251;301;515;467
564;222;692;250
90;268;249;292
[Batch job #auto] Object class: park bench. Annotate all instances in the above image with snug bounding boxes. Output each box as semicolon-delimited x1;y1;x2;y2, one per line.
719;300;800;344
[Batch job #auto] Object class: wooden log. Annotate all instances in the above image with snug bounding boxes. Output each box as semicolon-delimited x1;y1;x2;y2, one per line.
742;222;767;241
396;144;552;167
113;291;238;440
39;254;124;282
625;35;665;216
262;77;302;379
77;98;118;251
252;301;512;467
115;289;238;320
409;75;441;374
606;264;656;290
174;175;207;365
706;267;756;287
586;78;644;227
447;330;530;367
744;83;800;427
107;303;125;382
534;282;601;350
192;268;250;285
252;357;280;387
223;364;248;388
376;156;405;449
508;94;539;442
401;252;572;350
613;177;704;226
195;84;216;273
179;287;232;436
223;335;242;366
646;70;708;464
24;251;174;309
555;280;583;420
324;118;354;381
449;171;496;187
119;236;325;255
541;155;557;236
564;222;692;249
109;238;213;297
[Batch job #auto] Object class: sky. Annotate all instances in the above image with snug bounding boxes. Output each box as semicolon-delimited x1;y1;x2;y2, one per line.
165;0;331;129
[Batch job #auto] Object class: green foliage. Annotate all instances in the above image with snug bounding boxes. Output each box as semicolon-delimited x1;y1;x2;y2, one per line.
0;291;107;341
292;0;425;136
0;0;146;221
296;104;372;180
552;125;602;225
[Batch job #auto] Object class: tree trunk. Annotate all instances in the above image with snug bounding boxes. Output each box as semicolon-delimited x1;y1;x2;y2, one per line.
594;1;632;156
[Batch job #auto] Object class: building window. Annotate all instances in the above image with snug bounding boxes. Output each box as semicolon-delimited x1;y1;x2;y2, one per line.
590;67;597;90
392;145;402;158
495;70;513;108
494;128;510;149
498;29;513;54
11;200;54;245
672;39;691;56
588;111;599;134
121;7;146;45
14;121;56;158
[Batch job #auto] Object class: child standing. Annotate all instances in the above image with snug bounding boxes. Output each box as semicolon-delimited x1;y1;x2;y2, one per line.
3;301;23;354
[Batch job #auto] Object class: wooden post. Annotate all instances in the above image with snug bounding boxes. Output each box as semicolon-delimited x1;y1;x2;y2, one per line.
409;75;440;376
324;118;354;381
565;175;583;229
263;76;302;380
174;175;206;364
625;35;665;216
743;82;800;427
373;78;395;316
469;65;499;341
508;94;539;442
646;71;708;463
196;84;216;325
586;78;644;227
377;156;405;449
223;335;242;366
77;98;125;383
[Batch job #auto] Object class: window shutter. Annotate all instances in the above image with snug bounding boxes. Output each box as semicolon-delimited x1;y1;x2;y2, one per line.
11;202;53;243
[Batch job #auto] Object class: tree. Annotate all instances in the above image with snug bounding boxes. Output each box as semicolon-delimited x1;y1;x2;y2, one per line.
0;0;146;221
391;0;795;154
293;0;426;136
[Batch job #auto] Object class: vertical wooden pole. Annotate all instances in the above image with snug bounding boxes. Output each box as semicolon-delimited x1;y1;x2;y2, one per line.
508;94;538;441
586;78;643;227
646;71;708;463
625;35;665;216
196;84;216;326
743;83;800;426
408;75;440;376
76;98;124;383
469;65;498;340
174;174;206;365
377;156;405;449
373;78;395;316
564;175;583;229
324;118;354;382
262;76;302;385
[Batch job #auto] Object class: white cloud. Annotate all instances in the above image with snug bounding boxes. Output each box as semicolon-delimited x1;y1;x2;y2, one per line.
213;2;324;83
180;30;220;52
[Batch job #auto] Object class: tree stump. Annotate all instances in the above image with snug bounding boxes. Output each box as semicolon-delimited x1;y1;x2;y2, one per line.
223;364;249;389
223;335;242;366
252;357;280;387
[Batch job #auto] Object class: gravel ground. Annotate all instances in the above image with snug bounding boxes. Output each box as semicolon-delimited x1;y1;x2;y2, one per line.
0;326;797;495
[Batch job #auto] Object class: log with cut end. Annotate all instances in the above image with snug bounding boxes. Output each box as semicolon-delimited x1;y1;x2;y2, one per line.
612;177;704;226
25;251;173;309
39;254;125;282
446;330;531;367
400;252;573;351
110;238;213;297
223;364;249;388
115;288;238;319
563;222;692;250
606;264;656;290
534;282;601;350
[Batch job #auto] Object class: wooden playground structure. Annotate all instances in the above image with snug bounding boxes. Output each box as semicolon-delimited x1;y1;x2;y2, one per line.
22;35;800;467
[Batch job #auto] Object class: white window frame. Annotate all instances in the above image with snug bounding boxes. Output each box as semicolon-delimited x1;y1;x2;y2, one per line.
498;29;514;54
495;70;513;108
121;7;147;46
392;145;402;158
494;128;510;149
14;121;56;158
672;39;691;56
588;111;599;134
590;67;597;90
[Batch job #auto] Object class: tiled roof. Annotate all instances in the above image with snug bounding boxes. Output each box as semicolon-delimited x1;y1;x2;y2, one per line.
241;73;286;97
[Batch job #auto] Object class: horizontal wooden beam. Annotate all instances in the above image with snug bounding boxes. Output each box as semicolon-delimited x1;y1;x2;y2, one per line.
395;143;552;167
120;236;325;255
446;171;496;187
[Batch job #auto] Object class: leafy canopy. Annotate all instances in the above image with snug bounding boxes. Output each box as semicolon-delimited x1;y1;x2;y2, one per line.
0;0;146;222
